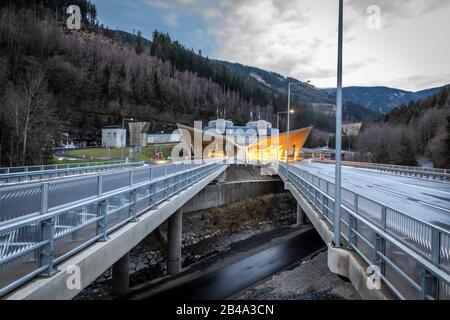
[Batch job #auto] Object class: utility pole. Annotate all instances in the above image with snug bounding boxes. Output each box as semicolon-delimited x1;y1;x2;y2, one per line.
287;83;291;164
286;82;302;167
333;0;344;248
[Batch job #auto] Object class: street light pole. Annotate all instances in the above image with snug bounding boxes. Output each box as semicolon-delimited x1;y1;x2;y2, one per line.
277;110;295;161
333;0;344;248
287;83;291;163
155;131;164;160
286;82;301;164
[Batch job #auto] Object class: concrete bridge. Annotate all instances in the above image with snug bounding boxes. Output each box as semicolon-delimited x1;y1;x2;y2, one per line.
0;160;449;300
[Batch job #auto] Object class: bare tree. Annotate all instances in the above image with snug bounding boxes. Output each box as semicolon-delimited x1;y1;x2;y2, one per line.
3;68;52;165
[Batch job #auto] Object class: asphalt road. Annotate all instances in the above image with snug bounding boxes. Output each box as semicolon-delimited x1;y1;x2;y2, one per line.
296;162;450;231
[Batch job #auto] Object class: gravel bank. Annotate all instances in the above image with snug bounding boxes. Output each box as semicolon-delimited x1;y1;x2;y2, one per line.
237;251;360;300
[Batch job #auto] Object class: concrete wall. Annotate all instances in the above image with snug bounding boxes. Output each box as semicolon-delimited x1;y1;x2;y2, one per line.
183;180;283;213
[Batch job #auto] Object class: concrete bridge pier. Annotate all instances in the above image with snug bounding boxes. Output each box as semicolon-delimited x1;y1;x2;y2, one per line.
111;253;130;297
167;209;183;275
297;204;307;226
216;170;227;183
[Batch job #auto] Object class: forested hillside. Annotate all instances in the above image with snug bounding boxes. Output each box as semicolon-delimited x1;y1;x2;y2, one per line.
0;5;256;166
355;86;450;168
150;31;380;128
0;2;379;167
324;85;448;114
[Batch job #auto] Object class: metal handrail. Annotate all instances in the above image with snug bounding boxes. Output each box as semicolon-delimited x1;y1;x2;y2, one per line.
314;160;450;181
0;161;146;184
0;160;226;297
0;160;130;173
280;162;450;300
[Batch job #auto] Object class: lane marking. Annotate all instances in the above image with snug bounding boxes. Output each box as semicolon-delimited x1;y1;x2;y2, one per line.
418;202;450;214
370;186;408;199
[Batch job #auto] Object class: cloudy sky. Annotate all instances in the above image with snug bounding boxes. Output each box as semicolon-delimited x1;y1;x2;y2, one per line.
92;0;450;91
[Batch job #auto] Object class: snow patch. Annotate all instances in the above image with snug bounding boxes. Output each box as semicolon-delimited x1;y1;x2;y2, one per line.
250;73;271;88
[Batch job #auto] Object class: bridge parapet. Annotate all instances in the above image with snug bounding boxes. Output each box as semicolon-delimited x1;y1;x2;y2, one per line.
0;160;145;185
314;160;450;181
0;161;226;297
280;162;450;300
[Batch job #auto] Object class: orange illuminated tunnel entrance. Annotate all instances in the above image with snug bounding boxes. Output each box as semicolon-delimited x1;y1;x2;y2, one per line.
247;127;313;163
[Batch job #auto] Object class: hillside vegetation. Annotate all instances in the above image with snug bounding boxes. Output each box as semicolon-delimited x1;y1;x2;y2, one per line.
150;31;380;129
0;2;378;167
325;85;448;114
0;5;255;165
355;86;450;168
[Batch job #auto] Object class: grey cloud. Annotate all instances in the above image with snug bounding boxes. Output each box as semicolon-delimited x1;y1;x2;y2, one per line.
346;58;377;72
347;0;450;28
390;73;450;91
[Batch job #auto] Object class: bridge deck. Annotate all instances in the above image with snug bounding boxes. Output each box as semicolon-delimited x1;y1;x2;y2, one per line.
296;162;450;232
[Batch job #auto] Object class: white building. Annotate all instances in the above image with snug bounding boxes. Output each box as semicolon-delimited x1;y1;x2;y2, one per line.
102;126;126;148
343;122;363;137
204;119;278;148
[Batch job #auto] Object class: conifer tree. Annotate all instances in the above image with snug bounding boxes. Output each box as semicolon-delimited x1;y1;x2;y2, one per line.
399;133;417;166
375;138;390;164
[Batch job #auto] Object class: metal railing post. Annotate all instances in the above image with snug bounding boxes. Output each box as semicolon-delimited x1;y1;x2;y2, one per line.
431;228;440;264
39;183;56;277
421;269;438;300
39;218;56;277
347;215;356;250
97;201;108;242
381;206;387;230
149;183;155;207
97;175;103;196
96;175;108;241
374;234;384;269
129;190;138;222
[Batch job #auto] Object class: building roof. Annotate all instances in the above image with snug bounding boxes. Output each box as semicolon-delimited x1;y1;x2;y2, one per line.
102;125;124;130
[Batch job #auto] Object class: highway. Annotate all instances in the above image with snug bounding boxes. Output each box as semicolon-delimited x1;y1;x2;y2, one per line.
296;161;450;232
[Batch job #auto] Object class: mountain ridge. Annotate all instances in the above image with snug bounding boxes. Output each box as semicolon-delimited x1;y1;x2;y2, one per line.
324;85;449;114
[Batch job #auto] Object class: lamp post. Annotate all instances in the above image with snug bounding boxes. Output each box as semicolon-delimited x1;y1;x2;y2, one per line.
121;118;134;161
155;131;164;160
277;110;295;161
276;110;295;132
333;0;344;248
286;82;302;164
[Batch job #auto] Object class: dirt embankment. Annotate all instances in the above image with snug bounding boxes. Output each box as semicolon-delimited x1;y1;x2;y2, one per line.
184;193;296;237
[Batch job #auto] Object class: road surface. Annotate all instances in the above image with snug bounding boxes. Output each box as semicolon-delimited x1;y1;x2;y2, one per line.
296;161;450;231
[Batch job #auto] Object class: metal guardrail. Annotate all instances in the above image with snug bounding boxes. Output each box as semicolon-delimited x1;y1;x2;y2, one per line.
0;161;145;184
314;160;450;181
0;161;226;297
280;163;450;300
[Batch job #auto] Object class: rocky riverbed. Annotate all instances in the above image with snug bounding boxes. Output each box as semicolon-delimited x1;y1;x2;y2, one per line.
75;192;297;300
